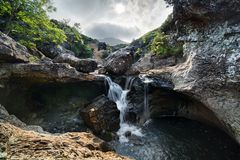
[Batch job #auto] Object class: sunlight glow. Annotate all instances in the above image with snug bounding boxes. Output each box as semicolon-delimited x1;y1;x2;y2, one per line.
114;3;126;14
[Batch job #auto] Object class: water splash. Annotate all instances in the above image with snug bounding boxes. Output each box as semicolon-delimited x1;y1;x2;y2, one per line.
101;75;143;143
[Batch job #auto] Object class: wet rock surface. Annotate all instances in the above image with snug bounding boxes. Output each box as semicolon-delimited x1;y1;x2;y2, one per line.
80;95;120;134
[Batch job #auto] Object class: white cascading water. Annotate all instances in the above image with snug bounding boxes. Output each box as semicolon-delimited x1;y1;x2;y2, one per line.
103;76;143;143
139;74;153;125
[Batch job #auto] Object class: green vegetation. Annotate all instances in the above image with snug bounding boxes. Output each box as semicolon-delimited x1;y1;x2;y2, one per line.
151;32;183;58
131;14;182;58
0;0;95;58
29;55;39;63
51;20;93;58
0;0;66;49
136;48;142;56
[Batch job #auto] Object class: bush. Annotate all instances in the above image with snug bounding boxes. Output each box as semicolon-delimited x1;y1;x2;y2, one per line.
151;32;183;58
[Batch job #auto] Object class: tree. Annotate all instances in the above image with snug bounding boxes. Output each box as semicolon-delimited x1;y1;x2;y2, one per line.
0;0;66;49
51;19;93;58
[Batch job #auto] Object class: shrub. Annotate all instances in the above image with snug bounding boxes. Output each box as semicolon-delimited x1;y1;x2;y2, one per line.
151;32;183;58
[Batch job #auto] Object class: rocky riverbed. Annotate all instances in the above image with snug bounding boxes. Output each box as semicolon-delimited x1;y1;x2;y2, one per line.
0;0;240;159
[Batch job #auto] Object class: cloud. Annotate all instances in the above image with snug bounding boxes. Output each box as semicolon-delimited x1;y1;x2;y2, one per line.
84;23;140;42
49;0;172;41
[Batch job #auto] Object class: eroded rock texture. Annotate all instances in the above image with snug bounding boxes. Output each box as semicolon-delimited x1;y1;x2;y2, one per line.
147;0;240;143
0;123;129;160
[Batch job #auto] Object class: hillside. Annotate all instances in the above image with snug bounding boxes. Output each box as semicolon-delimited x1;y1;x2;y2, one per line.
0;0;112;60
127;13;183;62
99;37;128;46
129;14;177;57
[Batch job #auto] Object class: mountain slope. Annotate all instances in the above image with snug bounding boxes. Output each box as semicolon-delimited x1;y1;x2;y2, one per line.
98;37;128;46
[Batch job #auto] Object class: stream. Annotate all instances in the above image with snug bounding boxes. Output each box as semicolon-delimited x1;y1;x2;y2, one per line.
111;117;240;160
0;76;240;160
103;75;240;160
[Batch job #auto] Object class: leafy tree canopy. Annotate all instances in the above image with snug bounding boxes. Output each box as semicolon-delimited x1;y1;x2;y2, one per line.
0;0;66;49
51;19;93;58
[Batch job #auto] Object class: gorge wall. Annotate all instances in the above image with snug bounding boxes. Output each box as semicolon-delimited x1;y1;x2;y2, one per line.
146;0;240;142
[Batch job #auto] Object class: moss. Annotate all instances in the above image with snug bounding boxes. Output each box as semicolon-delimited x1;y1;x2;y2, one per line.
28;55;39;63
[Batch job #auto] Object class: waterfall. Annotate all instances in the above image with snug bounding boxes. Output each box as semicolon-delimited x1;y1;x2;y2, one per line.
124;76;135;90
144;82;150;120
139;75;153;124
104;76;129;124
101;75;143;143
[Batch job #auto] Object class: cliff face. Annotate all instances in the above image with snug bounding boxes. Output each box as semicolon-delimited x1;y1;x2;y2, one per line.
148;0;240;142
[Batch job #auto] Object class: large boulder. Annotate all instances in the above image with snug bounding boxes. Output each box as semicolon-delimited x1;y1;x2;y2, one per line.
147;0;240;143
37;43;75;59
105;49;133;75
80;95;120;134
53;54;98;73
0;32;30;63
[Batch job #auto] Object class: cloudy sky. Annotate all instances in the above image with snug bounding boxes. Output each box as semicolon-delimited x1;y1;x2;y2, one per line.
49;0;172;42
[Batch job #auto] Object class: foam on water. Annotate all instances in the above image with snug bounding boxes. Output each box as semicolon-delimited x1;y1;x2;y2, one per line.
117;123;144;143
99;75;143;143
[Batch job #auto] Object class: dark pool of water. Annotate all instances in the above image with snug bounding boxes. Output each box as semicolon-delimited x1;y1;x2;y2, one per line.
111;117;240;160
0;81;105;133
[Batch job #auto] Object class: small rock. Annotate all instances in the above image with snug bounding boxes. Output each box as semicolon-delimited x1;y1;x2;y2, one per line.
125;131;132;137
